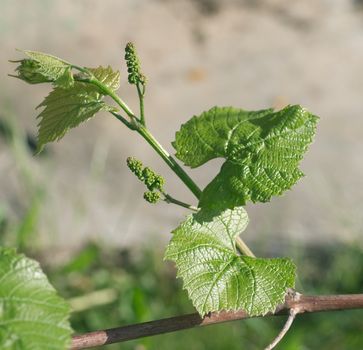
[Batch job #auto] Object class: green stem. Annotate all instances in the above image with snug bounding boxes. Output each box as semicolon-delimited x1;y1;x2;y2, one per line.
236;237;255;257
77;74;201;200
136;125;202;200
163;193;198;212
92;78;135;118
137;83;145;126
77;75;136;120
111;112;136;130
76;72;255;257
71;64;89;74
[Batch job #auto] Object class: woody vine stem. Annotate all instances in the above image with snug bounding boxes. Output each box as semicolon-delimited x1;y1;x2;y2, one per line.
70;293;363;349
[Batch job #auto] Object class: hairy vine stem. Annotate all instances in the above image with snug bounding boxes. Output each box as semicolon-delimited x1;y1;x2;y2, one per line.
70;293;363;350
76;73;203;200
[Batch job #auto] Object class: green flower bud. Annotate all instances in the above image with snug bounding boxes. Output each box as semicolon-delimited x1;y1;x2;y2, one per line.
126;157;165;192
11;59;51;84
143;191;160;204
152;175;165;191
142;167;156;190
126;157;144;180
124;42;145;85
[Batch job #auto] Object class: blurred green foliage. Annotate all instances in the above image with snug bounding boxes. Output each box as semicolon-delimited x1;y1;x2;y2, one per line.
2;202;362;349
45;241;363;350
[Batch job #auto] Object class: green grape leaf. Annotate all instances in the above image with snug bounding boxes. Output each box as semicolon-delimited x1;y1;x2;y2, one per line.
173;105;318;214
21;50;73;86
54;67;74;89
36;82;107;152
87;66;120;91
165;207;296;316
0;248;72;349
10;59;53;84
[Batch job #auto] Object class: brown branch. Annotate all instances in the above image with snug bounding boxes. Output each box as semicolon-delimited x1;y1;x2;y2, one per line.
71;293;363;349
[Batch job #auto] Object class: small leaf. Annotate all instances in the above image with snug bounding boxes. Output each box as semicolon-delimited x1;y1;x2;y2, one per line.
165;207;296;316
87;66;120;91
173;105;318;214
10;59;52;84
22;50;73;84
55;67;75;89
0;248;72;349
36;82;107;152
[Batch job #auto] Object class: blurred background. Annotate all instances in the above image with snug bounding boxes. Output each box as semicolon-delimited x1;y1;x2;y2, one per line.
0;0;362;349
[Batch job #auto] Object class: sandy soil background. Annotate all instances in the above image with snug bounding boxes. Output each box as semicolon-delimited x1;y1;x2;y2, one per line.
0;0;362;255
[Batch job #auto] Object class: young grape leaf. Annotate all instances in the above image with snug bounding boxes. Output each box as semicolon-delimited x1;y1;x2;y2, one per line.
173;105;318;215
165;207;296;316
11;52;122;151
10;59;53;84
35;82;108;153
54;67;74;89
87;66;120;91
21;50;74;87
0;248;72;349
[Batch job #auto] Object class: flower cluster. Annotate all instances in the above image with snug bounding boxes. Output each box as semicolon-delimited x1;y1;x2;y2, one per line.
126;157;165;203
143;191;161;204
124;42;146;85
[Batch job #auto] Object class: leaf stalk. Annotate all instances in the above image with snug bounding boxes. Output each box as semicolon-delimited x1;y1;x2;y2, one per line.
136;83;145;126
163;193;199;212
236;236;255;257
